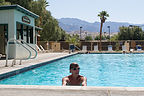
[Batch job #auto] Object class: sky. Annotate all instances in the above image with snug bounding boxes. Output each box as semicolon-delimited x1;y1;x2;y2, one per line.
46;0;144;24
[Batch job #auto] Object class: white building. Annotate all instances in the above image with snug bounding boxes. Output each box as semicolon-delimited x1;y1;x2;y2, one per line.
0;5;41;59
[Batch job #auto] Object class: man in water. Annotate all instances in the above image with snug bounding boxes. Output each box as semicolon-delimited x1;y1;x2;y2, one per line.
62;62;87;86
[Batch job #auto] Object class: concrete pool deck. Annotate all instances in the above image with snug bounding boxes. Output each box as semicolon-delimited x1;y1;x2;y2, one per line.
0;52;76;75
1;52;144;96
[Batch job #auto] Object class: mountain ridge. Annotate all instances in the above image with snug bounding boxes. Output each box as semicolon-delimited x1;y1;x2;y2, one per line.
58;18;143;33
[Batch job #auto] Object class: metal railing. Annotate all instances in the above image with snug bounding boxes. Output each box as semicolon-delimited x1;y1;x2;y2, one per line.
5;38;37;67
20;40;37;59
74;45;81;51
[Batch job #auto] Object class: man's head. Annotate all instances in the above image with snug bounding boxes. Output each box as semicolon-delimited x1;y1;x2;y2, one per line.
69;62;80;74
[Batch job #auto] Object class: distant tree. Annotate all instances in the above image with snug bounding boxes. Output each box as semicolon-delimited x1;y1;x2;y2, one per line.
118;26;144;40
66;34;80;46
29;1;67;41
59;28;67;41
5;0;33;9
30;0;49;27
85;36;93;41
98;11;109;50
40;16;64;41
95;35;105;40
0;0;10;5
110;34;118;41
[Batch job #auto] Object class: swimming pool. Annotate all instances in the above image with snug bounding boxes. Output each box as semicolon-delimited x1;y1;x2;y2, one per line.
0;53;144;87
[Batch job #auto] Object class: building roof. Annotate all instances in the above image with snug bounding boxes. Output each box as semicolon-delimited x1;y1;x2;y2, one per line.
0;5;39;18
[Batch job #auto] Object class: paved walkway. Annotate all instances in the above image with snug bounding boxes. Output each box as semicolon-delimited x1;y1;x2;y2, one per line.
0;52;76;75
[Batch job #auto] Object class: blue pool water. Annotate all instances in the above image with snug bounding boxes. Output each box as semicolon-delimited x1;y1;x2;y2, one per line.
1;54;144;87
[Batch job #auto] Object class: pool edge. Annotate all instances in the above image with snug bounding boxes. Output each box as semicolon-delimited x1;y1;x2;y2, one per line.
0;85;144;96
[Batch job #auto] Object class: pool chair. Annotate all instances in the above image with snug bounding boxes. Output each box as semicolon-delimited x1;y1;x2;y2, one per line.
35;44;42;52
82;45;87;52
122;45;127;52
130;49;134;53
40;45;47;52
108;45;113;51
136;45;142;51
94;45;98;51
69;44;75;52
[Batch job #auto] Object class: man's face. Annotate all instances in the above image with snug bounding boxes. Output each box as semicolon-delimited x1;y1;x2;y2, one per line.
70;67;80;75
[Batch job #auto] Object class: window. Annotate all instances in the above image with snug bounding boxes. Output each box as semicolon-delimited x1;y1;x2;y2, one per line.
16;23;23;40
29;27;33;43
16;23;34;44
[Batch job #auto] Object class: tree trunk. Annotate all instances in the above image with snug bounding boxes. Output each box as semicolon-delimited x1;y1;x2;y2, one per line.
99;22;103;51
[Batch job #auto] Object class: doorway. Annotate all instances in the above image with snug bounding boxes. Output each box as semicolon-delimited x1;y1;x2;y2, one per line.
0;24;8;54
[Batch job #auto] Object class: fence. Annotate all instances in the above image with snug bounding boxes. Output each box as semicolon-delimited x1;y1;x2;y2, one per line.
37;40;144;51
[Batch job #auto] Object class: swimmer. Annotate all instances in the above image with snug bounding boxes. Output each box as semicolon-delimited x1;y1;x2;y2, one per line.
62;62;87;86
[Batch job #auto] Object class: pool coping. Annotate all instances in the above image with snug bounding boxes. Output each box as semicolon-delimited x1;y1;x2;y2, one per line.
0;85;144;91
1;85;144;91
1;85;144;96
78;51;144;54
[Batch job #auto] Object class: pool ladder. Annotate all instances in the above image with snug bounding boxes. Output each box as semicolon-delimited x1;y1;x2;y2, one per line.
5;38;38;67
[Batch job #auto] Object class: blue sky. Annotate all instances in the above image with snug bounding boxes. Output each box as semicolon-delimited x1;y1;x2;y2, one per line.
47;0;144;24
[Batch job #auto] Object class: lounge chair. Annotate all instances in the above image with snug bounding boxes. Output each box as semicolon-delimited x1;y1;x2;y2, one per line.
82;45;87;52
122;45;126;51
108;45;113;51
35;44;42;52
94;45;98;51
40;45;47;52
136;45;142;51
69;44;75;52
130;49;134;52
122;45;127;53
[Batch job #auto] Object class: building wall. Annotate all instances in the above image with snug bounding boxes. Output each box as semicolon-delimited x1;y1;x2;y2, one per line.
0;10;16;58
14;10;35;43
0;10;10;24
14;10;35;26
0;9;15;39
0;9;37;58
14;10;36;58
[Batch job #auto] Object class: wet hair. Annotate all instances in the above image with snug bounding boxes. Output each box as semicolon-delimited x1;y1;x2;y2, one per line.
69;62;79;70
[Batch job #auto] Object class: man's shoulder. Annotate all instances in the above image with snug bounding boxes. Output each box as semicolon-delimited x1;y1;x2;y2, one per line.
79;75;85;78
79;75;87;86
79;75;87;80
62;75;70;80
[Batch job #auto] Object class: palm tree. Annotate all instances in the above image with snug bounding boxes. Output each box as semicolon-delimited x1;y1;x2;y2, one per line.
98;11;109;51
30;0;49;27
